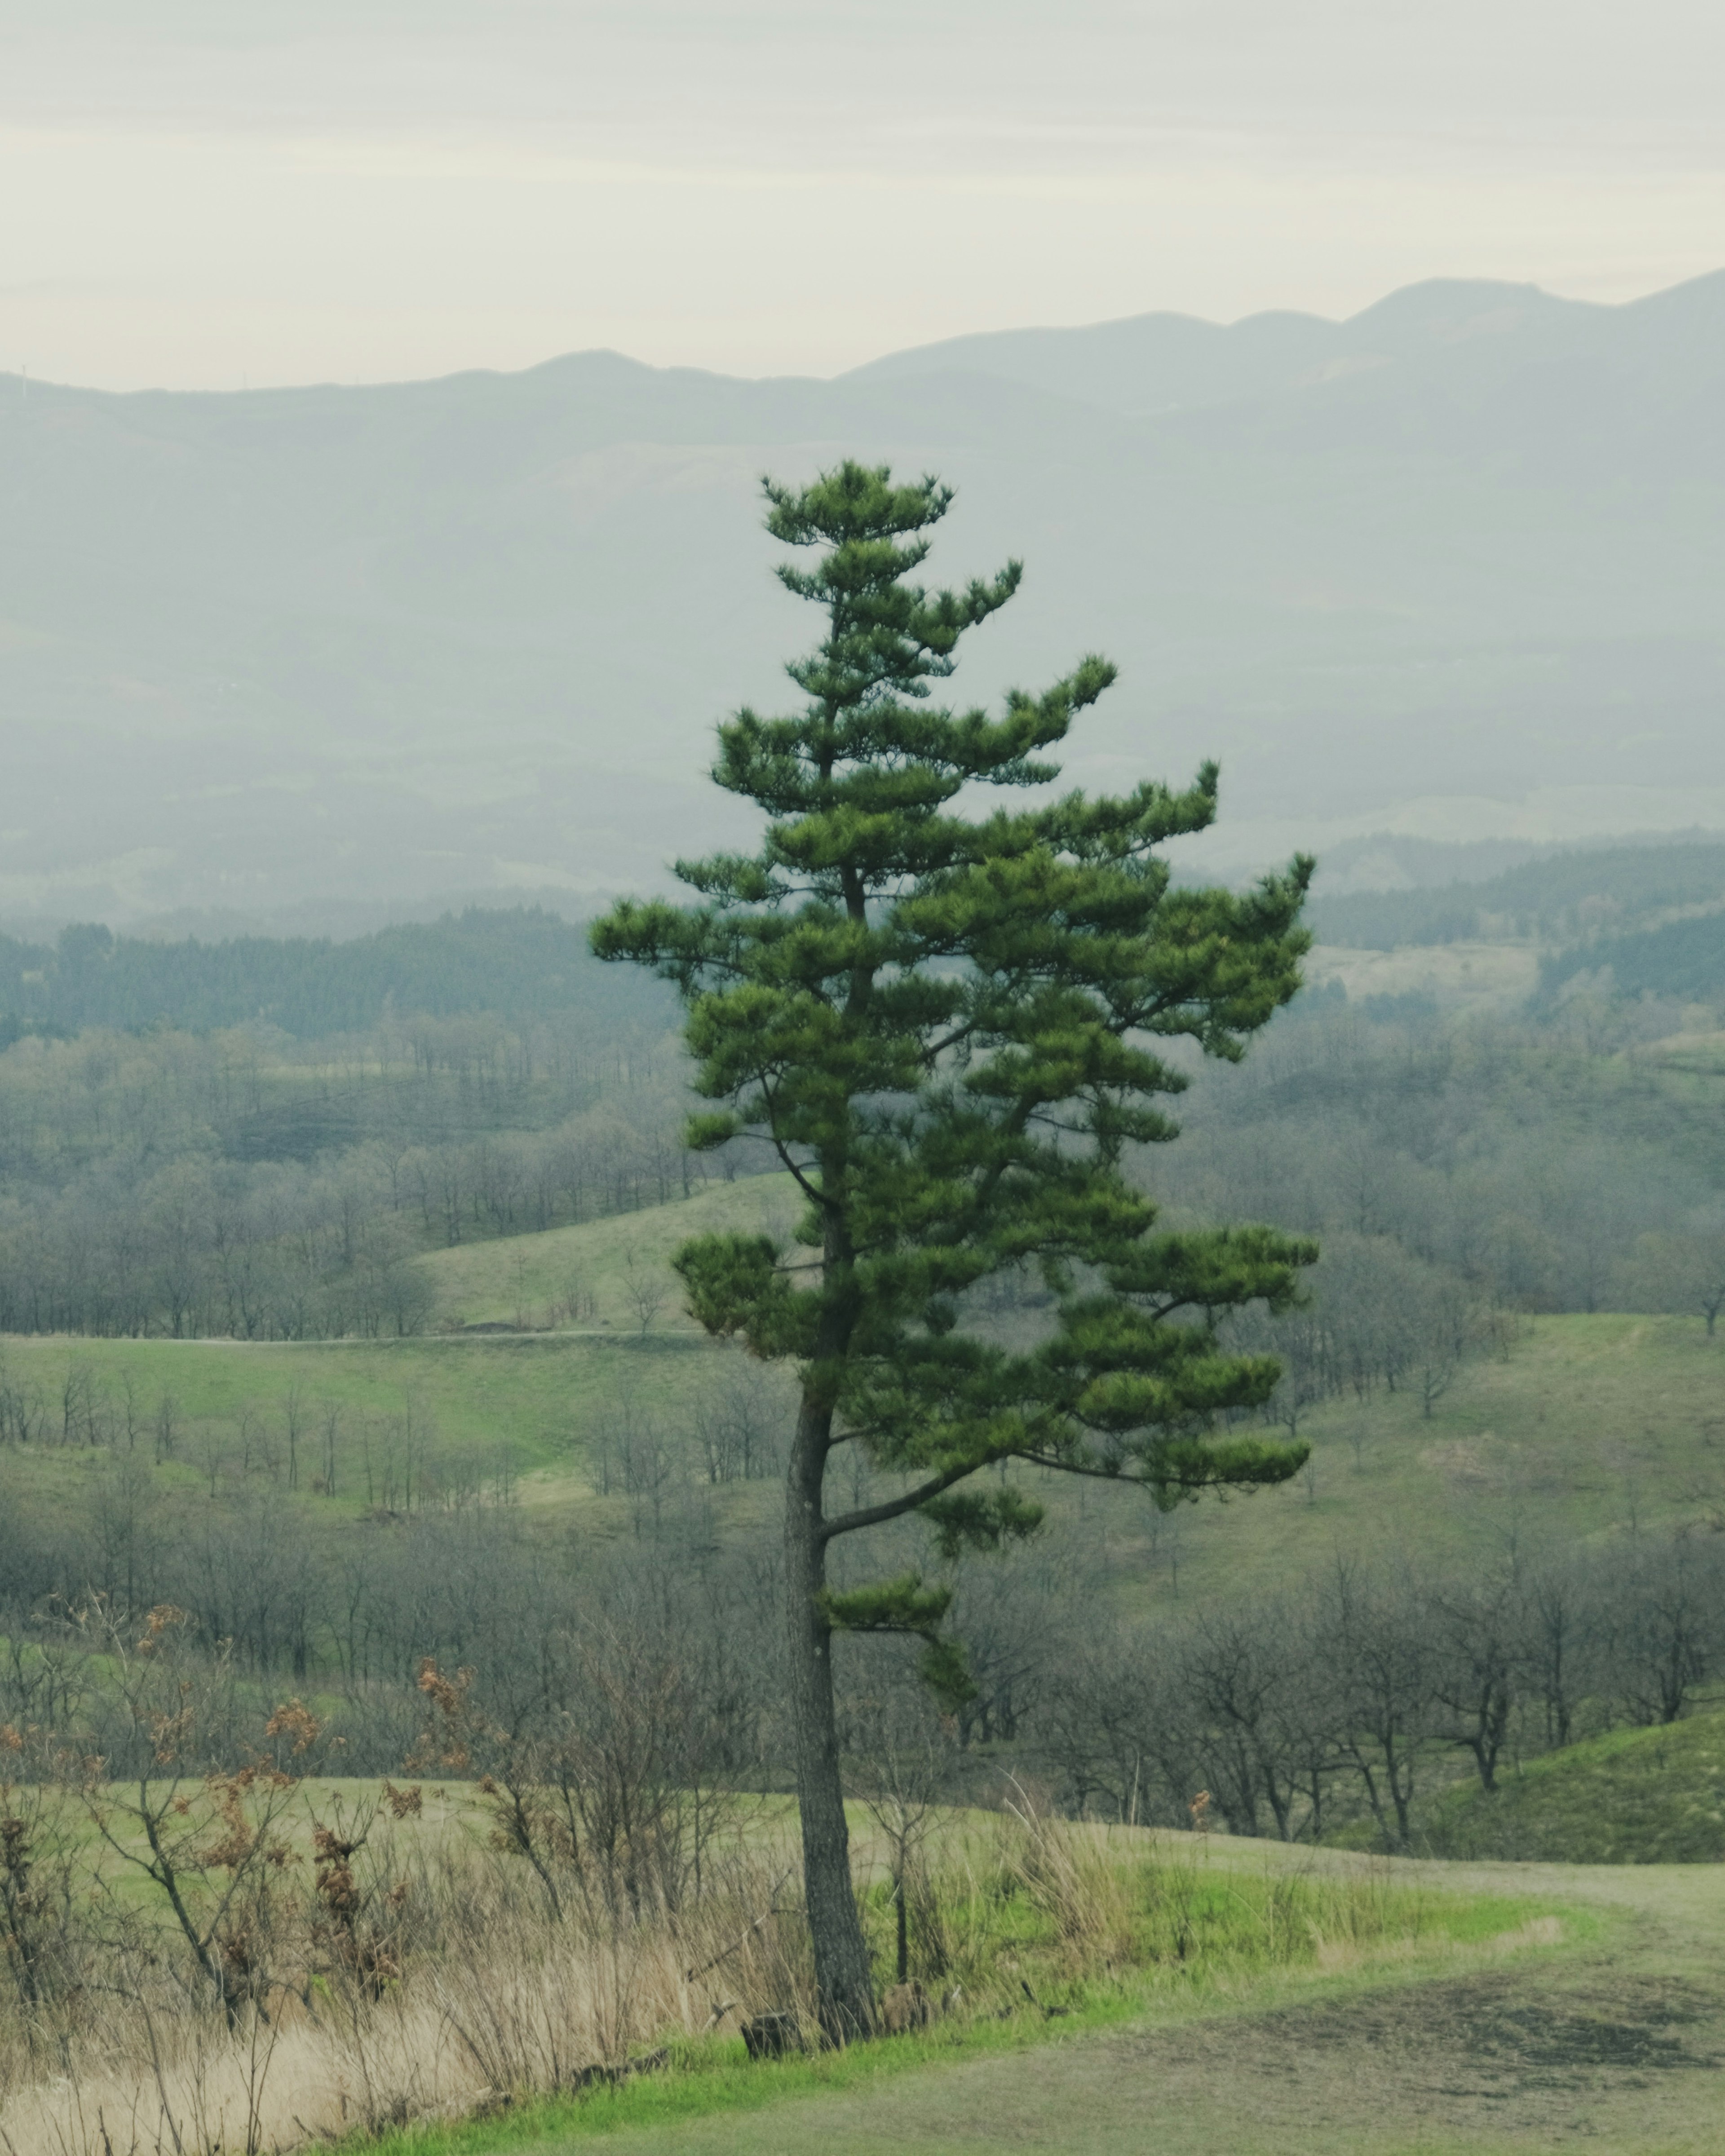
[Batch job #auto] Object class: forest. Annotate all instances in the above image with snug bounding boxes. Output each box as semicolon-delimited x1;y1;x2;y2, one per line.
0;849;1716;1337
0;907;672;1043
1308;836;1725;963
0;1002;727;1339
0;953;1716;1346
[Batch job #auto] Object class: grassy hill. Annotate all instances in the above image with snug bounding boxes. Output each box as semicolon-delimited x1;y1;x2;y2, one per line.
417;1171;801;1334
3;1162;1723;1611
1156;1310;1725;1609
1425;1710;1725;1864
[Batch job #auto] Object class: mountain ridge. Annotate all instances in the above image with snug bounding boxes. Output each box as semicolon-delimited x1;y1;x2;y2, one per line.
2;270;1721;926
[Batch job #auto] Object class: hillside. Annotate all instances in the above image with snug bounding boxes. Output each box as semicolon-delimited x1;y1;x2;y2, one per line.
417;1169;799;1332
3;274;1722;928
1307;840;1725;954
1541;907;1725;1008
4;1239;1722;1617
1425;1711;1725;1864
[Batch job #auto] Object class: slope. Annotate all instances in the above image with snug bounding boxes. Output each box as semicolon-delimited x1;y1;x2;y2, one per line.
1427;1711;1725;1864
3;1270;1722;1620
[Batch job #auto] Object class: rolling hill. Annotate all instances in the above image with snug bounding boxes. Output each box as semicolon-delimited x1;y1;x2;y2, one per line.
1427;1710;1725;1864
3;1159;1722;1617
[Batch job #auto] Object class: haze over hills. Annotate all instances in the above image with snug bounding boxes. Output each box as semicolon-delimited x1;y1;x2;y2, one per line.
2;270;1721;930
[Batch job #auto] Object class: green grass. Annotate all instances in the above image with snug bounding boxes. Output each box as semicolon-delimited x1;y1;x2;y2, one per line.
4;1182;1724;1614
1424;1708;1725;1863
1115;1309;1725;1611
0;1330;744;1529
368;1872;1566;2156
416;1173;800;1333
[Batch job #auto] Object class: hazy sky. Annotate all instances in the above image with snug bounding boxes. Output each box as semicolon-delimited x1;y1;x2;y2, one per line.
5;0;1723;390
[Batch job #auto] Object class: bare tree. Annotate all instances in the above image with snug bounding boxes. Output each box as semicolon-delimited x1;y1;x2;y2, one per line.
1600;1539;1723;1726
1427;1576;1520;1792
1322;1564;1431;1849
621;1250;668;1334
856;1713;951;1986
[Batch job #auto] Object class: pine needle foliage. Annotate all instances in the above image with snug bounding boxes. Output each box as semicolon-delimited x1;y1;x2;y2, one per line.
593;461;1317;2028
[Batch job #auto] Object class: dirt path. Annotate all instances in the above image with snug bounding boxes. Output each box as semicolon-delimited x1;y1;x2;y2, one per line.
574;1857;1725;2155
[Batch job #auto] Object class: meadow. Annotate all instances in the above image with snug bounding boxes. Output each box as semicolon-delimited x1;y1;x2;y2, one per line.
6;1138;1725;2152
0;1756;1566;2156
1;1242;1719;1617
1425;1705;1725;1863
500;1855;1725;2156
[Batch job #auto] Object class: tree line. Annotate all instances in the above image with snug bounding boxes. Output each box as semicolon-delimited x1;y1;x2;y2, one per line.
0;930;1717;1348
0;906;673;1042
1308;839;1725;955
1155;991;1725;1328
1538;905;1725;1008
1038;1534;1725;1851
0;1013;739;1338
5;1418;1722;1865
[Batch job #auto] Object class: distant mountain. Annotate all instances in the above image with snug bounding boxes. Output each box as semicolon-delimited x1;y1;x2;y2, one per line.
2;272;1722;926
846;279;1603;419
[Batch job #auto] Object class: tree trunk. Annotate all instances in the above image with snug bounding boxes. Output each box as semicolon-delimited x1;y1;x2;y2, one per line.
784;1398;876;2038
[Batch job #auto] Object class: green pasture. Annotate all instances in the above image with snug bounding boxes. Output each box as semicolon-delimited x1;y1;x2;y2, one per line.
416;1171;801;1333
0;1330;734;1523
1106;1308;1725;1609
2;1151;1721;1605
2;1295;1723;1608
411;1199;1725;1607
1425;1707;1725;1864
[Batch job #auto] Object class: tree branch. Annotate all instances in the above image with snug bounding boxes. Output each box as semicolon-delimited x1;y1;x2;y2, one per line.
820;1458;986;1543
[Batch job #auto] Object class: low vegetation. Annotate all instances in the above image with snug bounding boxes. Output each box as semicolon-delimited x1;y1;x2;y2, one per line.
0;1666;1542;2156
1424;1706;1725;1864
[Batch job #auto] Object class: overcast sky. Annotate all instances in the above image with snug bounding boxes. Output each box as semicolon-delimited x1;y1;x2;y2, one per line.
5;0;1723;391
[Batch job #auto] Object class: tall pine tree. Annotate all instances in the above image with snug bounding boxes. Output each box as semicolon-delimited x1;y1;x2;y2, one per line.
594;464;1316;2033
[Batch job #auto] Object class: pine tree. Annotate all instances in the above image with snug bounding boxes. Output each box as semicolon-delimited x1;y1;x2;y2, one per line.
593;463;1318;2034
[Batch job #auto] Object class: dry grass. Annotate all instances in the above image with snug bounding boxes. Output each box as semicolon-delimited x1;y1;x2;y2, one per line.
0;1772;1469;2156
0;1829;814;2156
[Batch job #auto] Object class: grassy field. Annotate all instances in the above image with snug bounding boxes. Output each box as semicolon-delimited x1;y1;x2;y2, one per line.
361;1842;1725;2156
12;1761;1720;2154
1425;1707;1725;1864
1130;1307;1725;1610
3;1207;1723;1608
417;1173;801;1334
0;1328;740;1524
1;1776;1578;2156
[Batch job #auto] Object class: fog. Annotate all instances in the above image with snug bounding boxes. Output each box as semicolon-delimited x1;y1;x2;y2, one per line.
2;271;1722;926
4;2;1723;387
3;3;1721;928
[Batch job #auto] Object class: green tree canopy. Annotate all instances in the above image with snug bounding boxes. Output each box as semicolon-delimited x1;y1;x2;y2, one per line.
594;461;1317;2032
